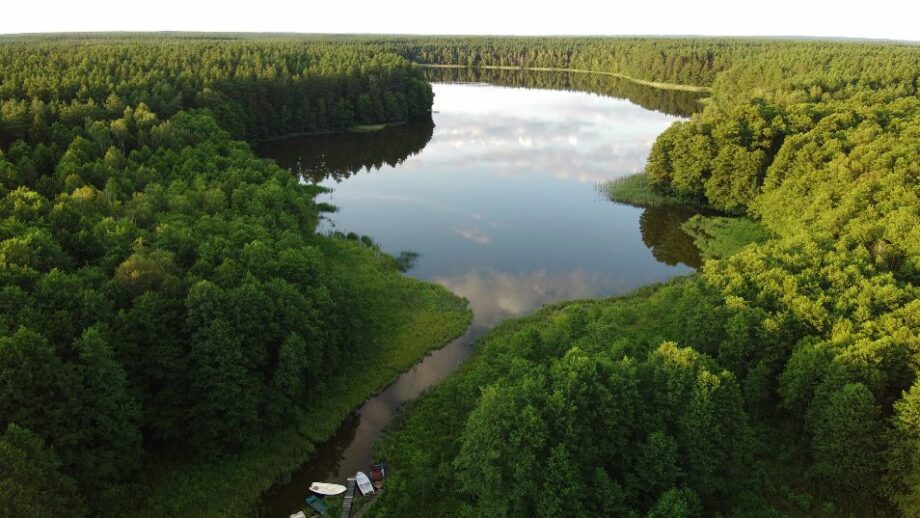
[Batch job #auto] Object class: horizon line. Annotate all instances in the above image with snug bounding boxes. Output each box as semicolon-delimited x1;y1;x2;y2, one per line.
0;31;917;44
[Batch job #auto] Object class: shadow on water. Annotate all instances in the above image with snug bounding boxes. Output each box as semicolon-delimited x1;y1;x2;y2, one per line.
639;206;704;269
424;67;707;117
255;117;435;183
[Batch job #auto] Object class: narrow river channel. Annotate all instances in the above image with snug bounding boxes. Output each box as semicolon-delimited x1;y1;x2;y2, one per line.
254;71;705;517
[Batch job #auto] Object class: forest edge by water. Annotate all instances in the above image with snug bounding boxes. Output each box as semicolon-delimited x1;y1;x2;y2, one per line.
420;64;712;92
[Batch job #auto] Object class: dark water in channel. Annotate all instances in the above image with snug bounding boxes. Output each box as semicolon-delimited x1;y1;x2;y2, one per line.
254;73;703;517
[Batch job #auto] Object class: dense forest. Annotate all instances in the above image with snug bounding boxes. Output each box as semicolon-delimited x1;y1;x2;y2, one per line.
0;36;433;144
371;38;920;517
1;34;918;517
0;36;468;517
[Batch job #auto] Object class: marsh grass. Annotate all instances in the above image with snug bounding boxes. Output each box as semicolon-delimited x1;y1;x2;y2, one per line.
604;173;708;209
349;123;388;132
681;214;771;261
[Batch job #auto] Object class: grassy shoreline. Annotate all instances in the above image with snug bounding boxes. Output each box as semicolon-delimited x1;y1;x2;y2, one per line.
250;119;413;144
606;173;768;261
348;123;390;133
418;63;712;93
681;214;771;261
135;241;472;517
604;172;710;209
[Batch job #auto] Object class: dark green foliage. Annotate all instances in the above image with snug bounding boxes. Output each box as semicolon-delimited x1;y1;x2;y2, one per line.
0;424;82;516
374;266;913;517
70;326;142;492
638;43;920;220
809;383;883;498
885;384;920;512
0;35;443;516
0;329;80;468
378;36;741;87
393;250;420;272
647;487;702;518
0;38;433;143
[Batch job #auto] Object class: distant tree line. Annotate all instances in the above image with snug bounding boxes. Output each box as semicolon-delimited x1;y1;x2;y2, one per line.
374;36;742;86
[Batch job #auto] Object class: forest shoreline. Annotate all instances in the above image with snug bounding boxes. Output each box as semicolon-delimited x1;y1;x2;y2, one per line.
605;173;768;262
418;63;712;93
251;119;414;144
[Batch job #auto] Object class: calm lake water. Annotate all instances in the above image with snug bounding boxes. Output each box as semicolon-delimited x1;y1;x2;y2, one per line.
255;71;704;517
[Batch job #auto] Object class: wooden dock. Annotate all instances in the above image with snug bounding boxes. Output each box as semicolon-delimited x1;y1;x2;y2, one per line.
340;477;357;518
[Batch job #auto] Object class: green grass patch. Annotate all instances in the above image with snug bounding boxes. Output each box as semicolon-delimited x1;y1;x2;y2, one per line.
349;123;387;132
348;120;410;133
681;214;771;261
135;240;471;517
605;173;707;209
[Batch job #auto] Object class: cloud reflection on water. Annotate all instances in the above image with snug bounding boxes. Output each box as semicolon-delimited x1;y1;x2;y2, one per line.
453;227;492;244
397;86;679;184
435;269;626;328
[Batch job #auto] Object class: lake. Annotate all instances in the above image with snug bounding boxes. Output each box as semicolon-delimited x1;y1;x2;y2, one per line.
254;70;704;516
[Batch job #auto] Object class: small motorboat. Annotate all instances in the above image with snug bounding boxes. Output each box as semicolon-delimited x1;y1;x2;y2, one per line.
370;464;385;490
355;471;375;496
308;482;347;496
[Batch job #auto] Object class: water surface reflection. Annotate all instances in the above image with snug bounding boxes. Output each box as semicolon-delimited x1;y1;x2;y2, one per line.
425;67;707;117
257;117;434;183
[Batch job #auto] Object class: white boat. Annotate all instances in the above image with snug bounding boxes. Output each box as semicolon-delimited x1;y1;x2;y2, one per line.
309;481;347;496
355;471;375;496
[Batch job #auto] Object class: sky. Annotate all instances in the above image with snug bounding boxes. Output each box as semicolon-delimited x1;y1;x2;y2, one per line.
2;0;918;41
